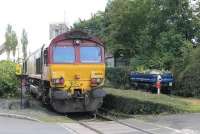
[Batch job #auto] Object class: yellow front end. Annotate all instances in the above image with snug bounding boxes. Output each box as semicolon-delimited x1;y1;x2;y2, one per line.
48;64;105;95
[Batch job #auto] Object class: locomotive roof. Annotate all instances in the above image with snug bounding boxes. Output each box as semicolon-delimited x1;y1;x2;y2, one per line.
50;30;104;46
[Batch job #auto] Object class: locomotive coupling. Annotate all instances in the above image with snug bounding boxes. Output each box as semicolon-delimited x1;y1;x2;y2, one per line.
51;89;70;100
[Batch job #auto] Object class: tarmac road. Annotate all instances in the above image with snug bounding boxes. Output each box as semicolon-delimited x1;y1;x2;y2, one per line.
144;113;200;134
0;116;70;134
0;113;199;134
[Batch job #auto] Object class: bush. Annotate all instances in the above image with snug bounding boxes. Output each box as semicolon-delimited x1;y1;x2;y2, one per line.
103;88;186;114
103;95;181;114
0;61;19;98
174;63;200;97
173;46;200;97
106;67;130;89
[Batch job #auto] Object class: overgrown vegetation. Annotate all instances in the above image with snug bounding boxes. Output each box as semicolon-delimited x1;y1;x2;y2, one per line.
74;0;200;70
0;61;19;98
173;47;200;97
103;88;200;114
106;68;130;88
74;0;200;97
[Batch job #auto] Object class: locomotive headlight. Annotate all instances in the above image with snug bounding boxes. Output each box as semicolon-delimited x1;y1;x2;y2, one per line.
96;78;101;83
91;78;102;86
91;78;97;84
75;40;80;44
52;77;64;85
74;40;81;45
59;77;65;84
91;71;104;86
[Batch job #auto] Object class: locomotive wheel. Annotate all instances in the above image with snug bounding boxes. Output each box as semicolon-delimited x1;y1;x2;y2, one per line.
50;97;103;113
51;99;84;113
42;95;50;105
50;100;62;113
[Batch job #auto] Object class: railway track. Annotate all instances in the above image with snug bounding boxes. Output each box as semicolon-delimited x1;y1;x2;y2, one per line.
67;110;155;134
27;99;156;134
95;113;155;134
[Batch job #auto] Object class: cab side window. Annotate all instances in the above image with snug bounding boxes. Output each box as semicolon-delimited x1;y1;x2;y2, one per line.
36;58;41;74
44;48;48;65
23;61;27;73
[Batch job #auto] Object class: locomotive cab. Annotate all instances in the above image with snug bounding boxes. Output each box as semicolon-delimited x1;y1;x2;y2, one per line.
25;31;106;113
49;41;105;92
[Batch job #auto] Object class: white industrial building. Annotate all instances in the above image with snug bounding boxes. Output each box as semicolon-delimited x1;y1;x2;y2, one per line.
49;23;69;40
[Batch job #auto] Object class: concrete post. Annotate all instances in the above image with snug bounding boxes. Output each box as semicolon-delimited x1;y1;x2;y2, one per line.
156;75;162;95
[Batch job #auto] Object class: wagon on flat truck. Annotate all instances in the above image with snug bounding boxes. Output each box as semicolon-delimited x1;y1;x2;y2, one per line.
129;70;174;94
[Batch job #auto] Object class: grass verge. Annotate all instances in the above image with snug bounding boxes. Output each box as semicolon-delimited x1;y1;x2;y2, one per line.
0;98;72;123
102;88;200;115
0;109;72;123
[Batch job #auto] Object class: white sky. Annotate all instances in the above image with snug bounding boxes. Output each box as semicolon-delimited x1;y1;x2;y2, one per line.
0;0;107;59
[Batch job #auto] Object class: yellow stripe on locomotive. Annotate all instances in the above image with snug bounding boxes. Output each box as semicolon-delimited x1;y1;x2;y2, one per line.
49;64;105;94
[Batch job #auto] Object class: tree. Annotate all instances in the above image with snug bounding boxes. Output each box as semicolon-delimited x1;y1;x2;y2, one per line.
21;29;28;60
73;0;199;70
4;24;12;60
73;12;106;38
11;31;18;60
104;0;153;54
4;24;18;61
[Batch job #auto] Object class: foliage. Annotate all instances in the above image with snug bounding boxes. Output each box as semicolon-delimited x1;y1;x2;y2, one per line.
106;67;130;88
173;47;200;97
21;29;28;60
73;0;200;70
73;0;200;98
0;61;19;98
4;25;12;60
103;88;200;114
11;32;18;59
4;24;18;60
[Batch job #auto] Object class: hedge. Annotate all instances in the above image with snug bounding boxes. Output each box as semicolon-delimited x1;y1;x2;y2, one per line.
106;67;130;89
102;88;197;115
103;95;181;114
0;61;19;98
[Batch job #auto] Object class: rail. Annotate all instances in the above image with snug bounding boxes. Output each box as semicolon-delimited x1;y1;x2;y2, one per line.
67;109;155;134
